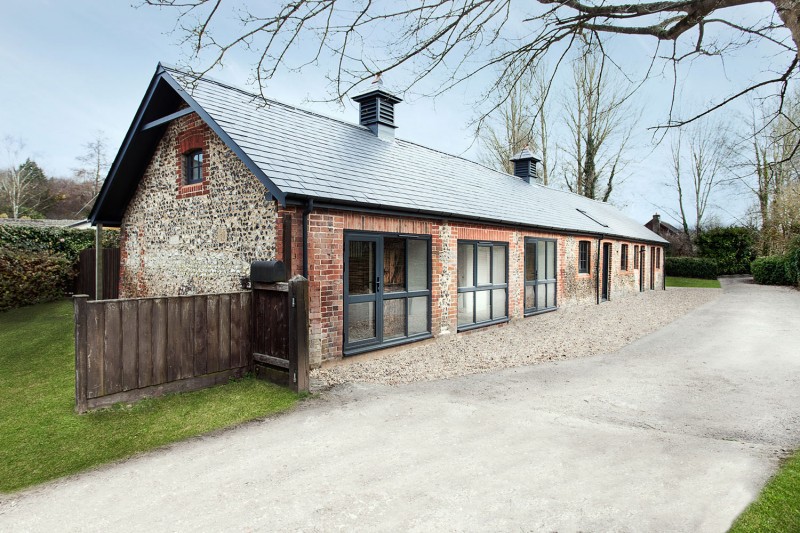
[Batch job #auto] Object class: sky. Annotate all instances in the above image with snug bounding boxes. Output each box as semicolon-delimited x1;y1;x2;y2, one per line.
0;0;791;226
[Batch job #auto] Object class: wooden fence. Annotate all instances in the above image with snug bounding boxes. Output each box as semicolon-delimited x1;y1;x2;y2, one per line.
251;277;309;393
74;291;251;412
77;248;120;300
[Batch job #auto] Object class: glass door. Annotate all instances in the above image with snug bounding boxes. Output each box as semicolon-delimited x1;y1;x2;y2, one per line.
524;238;557;314
344;236;380;350
344;233;432;354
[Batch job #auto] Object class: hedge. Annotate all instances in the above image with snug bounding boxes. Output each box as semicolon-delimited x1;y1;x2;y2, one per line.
665;257;719;279
0;250;72;311
785;237;800;285
751;256;792;285
0;225;119;311
695;227;756;275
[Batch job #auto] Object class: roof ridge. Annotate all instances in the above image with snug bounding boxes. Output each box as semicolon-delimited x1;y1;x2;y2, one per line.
161;64;641;219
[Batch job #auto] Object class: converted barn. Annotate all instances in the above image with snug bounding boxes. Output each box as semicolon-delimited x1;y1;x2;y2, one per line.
91;64;667;366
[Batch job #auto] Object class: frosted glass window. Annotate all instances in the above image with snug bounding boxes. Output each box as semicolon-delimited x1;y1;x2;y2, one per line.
475;291;491;323
546;283;556;308
458;292;474;325
492;246;506;284
525;285;535;310
546;241;556;278
491;289;506;320
458;244;474;287
477;246;491;285
537;241;546;281
408;297;428;335
408;240;428;291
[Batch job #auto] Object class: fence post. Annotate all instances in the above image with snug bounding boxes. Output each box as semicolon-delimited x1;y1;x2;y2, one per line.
95;223;103;300
289;276;309;393
74;295;89;413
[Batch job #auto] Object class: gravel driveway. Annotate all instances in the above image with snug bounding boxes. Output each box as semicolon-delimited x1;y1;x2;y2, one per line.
313;287;720;387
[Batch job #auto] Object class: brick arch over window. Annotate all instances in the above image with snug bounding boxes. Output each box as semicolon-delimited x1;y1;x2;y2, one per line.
175;115;210;199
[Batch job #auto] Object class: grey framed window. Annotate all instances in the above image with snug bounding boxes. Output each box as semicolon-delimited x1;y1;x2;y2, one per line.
578;240;591;273
343;232;431;355
184;150;203;184
621;244;629;270
457;241;508;330
524;238;557;315
634;245;639;269
656;247;661;268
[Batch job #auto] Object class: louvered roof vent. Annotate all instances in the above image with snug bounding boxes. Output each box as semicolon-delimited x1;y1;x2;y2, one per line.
352;74;402;141
509;146;541;184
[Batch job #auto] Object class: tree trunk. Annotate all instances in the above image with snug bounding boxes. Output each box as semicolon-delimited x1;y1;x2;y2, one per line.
774;0;800;55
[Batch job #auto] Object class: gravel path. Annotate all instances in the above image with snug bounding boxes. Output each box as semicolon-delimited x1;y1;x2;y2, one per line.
312;287;721;388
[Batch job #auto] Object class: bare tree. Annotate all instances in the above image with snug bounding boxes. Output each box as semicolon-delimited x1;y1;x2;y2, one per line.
479;67;552;183
738;93;800;252
670;118;734;236
561;41;636;201
73;132;110;199
143;0;799;138
0;138;49;219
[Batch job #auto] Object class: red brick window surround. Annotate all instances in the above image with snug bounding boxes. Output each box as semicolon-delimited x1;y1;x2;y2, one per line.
176;124;210;199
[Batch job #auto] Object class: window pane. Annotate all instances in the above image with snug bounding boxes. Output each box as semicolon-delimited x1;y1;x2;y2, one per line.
546;241;556;279
546;283;556;308
491;289;506;319
475;290;491;322
383;238;406;293
525;242;536;282
408;296;428;335
408;240;428;291
537;241;546;281
348;241;375;295
457;244;474;288
477;246;491;285
492;246;506;284
383;298;406;340
348;302;375;342
458;292;474;326
525;285;535;310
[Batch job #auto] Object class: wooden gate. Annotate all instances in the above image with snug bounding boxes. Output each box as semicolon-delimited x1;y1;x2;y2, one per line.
251;277;309;392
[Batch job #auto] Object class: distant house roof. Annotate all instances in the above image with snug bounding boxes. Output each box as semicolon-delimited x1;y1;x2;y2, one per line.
91;64;667;245
0;218;90;229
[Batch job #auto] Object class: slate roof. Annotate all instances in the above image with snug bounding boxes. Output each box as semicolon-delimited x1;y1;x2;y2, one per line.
93;65;667;245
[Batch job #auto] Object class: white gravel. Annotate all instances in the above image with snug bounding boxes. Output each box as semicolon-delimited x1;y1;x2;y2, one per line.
311;287;721;388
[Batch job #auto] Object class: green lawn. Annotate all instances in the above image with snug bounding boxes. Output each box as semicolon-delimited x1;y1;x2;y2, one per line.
730;450;800;532
0;299;300;493
666;276;722;288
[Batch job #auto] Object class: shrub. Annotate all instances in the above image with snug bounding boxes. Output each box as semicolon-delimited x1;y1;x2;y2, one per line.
665;257;719;279
0;250;72;311
785;237;800;285
696;227;756;275
0;225;119;311
751;256;792;285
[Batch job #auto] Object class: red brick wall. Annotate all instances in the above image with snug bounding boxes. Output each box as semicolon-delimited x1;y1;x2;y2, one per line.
277;207;664;366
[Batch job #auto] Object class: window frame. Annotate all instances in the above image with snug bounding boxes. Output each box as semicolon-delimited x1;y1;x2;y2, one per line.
184;149;204;185
524;237;558;316
656;247;661;268
621;244;629;271
634;245;639;269
456;240;509;332
578;240;591;274
343;231;432;356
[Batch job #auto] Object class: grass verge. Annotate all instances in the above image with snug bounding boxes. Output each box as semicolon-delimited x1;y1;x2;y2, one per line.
0;299;299;493
729;450;800;532
666;276;722;288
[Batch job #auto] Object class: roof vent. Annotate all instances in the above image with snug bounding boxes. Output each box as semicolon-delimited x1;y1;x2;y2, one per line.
509;147;541;183
352;74;402;141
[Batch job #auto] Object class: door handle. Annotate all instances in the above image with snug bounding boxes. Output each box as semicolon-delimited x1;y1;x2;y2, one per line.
376;276;381;293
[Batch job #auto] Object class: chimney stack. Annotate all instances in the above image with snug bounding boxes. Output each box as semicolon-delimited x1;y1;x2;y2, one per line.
352;74;402;141
509;147;541;183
